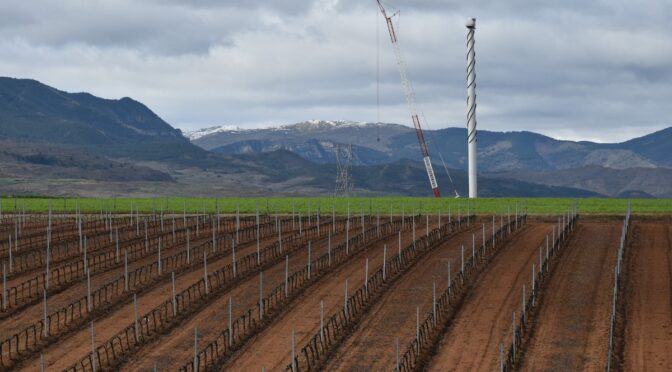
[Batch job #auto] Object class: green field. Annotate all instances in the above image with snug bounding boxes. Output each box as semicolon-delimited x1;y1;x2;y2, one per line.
0;197;670;215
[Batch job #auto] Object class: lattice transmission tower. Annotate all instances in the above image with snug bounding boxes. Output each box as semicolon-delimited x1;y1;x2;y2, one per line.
334;144;354;196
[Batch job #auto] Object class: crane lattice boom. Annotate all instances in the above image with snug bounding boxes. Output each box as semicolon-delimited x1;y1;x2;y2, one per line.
377;0;441;197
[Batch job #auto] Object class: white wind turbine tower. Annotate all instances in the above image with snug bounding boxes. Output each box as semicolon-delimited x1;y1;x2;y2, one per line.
466;18;478;198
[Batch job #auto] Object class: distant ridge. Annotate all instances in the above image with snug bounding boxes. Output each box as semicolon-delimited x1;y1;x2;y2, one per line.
190;120;670;171
0;77;184;145
0;77;667;197
188;120;672;197
0;77;237;167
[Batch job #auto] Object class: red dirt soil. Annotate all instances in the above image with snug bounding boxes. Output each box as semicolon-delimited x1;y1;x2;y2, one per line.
323;222;495;371
3;216;242;289
116;220;396;371
425;223;552;371
519;221;620;372
218;222;438;371
17;214;670;372
14;221;346;371
622;221;672;371
0;224;242;336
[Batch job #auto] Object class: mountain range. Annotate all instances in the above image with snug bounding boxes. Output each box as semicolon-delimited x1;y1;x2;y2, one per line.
188;120;671;170
0;77;669;198
188;121;672;197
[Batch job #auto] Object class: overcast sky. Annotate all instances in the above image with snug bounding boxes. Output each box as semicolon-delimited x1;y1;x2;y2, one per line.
1;0;671;142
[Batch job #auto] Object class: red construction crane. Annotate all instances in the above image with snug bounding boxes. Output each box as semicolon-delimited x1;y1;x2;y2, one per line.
376;0;441;197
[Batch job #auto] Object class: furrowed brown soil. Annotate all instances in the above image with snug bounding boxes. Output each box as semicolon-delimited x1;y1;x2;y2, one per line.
221;219;444;371
323;221;494;371
14;218;361;371
519;221;620;371
425;223;552;371
0;222;260;337
0;216;260;319
3;220;174;287
622;221;672;371
121;219;426;371
15;232;286;371
10;214;670;372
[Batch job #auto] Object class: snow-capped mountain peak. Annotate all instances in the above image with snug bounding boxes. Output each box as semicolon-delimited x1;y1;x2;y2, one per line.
183;125;242;140
184;120;374;140
284;120;372;130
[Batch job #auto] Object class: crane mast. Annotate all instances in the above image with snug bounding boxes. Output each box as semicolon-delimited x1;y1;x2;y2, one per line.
376;0;441;197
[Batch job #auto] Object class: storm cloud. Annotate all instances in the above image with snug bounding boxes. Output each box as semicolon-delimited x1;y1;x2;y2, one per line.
0;0;670;142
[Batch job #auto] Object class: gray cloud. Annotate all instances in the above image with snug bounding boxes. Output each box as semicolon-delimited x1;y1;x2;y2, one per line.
0;0;670;142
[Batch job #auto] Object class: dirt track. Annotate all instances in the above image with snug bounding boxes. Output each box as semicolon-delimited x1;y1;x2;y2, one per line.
425;223;551;371
622;221;672;371
519;221;620;371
